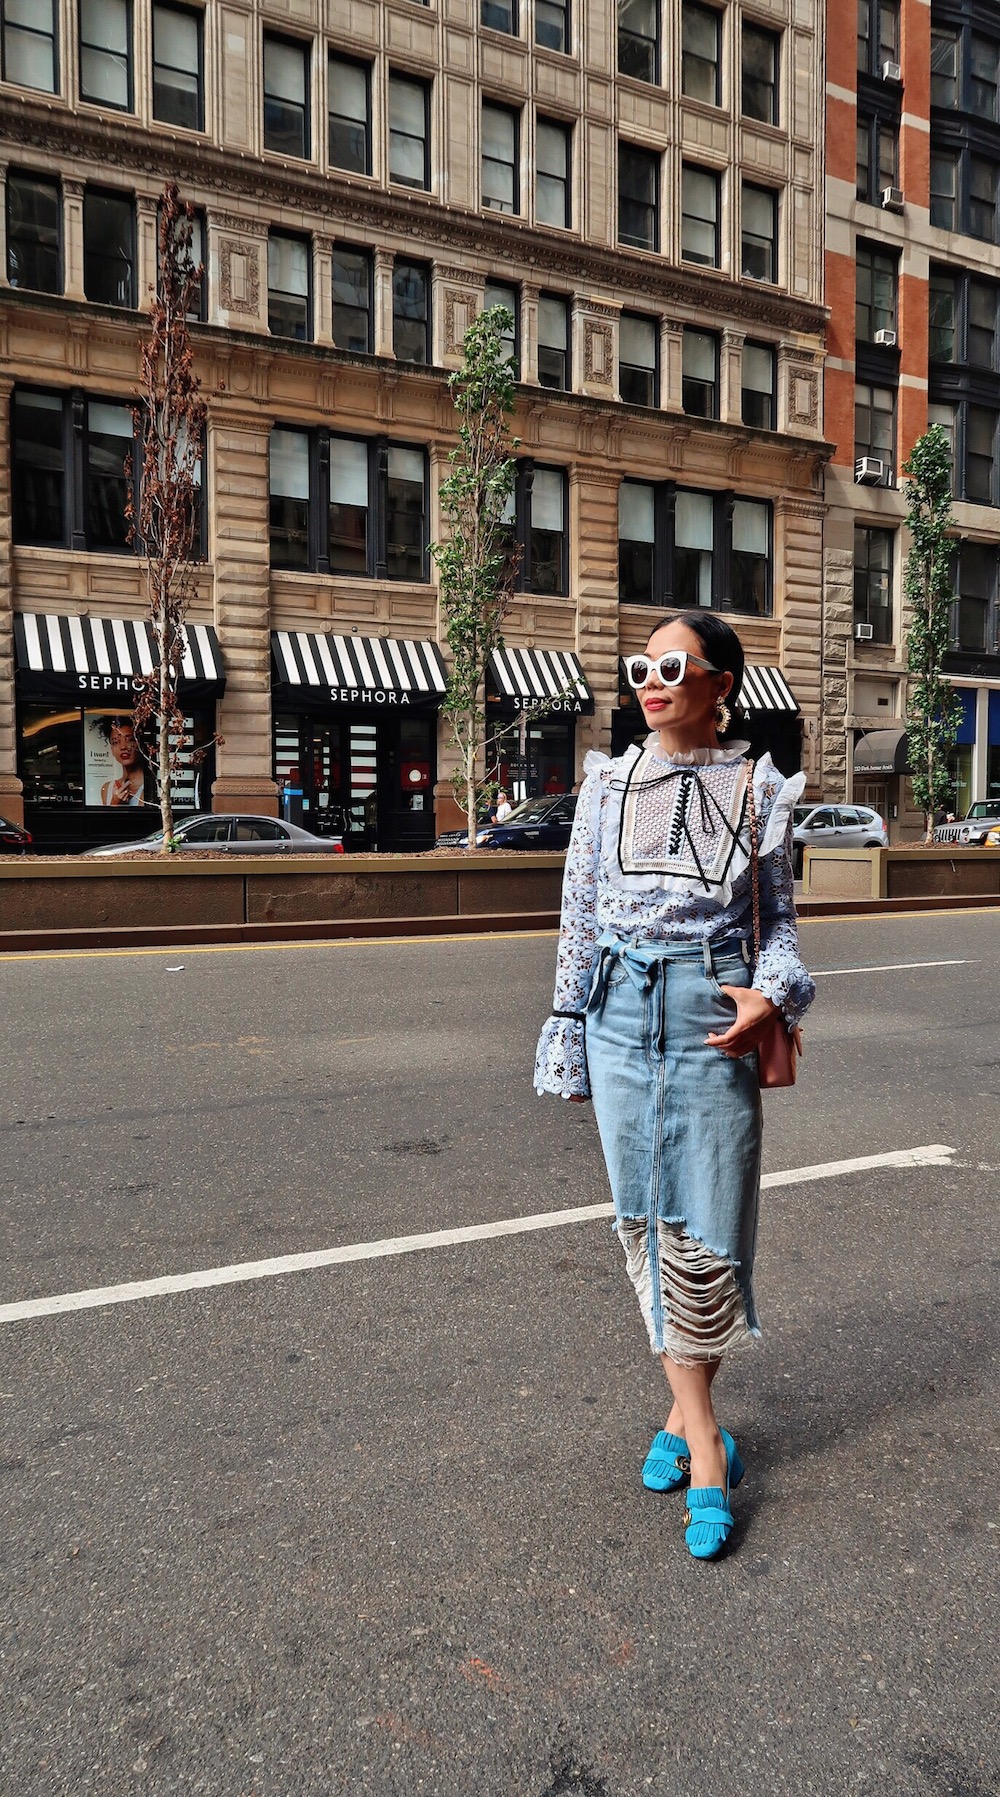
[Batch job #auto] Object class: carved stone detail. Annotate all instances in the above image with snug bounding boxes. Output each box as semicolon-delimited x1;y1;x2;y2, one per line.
787;366;819;428
584;321;614;384
219;238;260;316
444;287;480;354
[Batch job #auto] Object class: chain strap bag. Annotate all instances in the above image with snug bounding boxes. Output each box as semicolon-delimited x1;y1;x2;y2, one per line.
746;764;803;1090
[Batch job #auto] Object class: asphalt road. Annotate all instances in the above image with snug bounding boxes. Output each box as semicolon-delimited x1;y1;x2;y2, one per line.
1;911;998;1797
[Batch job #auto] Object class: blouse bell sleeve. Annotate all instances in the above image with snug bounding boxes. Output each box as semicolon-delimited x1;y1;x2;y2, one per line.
750;764;816;1030
533;759;606;1099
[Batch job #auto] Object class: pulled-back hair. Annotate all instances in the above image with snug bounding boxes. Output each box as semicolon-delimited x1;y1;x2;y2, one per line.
645;611;747;741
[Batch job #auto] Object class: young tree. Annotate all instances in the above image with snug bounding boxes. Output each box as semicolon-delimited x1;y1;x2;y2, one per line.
902;425;962;843
432;306;521;847
127;183;208;849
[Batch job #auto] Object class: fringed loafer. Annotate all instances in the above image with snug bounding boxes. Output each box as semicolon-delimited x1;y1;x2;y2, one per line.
683;1428;744;1560
642;1429;690;1493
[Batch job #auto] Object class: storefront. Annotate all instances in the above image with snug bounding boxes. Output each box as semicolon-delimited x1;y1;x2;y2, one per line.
611;660;802;773
13;611;224;853
485;647;594;798
852;724;909;828
270;630;447;850
854;691;981;829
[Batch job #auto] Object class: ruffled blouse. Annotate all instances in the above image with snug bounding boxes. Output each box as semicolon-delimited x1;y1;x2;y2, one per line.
534;736;816;1100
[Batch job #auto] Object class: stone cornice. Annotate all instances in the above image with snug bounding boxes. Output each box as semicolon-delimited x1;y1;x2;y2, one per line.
0;96;829;341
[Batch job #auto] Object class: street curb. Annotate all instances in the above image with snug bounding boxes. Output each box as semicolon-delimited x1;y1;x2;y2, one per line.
2;890;1000;954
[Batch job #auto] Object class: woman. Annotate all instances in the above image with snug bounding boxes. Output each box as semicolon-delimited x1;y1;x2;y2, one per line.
534;612;815;1560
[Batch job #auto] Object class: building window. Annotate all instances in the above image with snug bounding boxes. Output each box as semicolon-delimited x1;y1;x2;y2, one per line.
269;428;428;581
12;387;142;553
930;142;1000;241
504;464;568;595
730;501;770;615
618;482;772;614
263;33;309;158
674;488;715;607
930;148;958;230
485;279;519;373
965;406;997;503
967;279;1000;367
393;260;430;364
482;102;519;213
742;342;775;429
619;481;656;603
971;34;1000;121
536;118;571;228
857;0;898;77
2;0;57;91
6;171;61;293
855;243;896;339
618;0;657;83
619;312;658;407
83;188;135;308
152;3;202;130
681;2;720;106
388;74;429;189
682;327;718;418
482;0;516;33
536;0;568;54
537;294;569;391
854;382;895;467
931;28;958;107
268;232;311;340
969;156;998;241
159;201;205;322
79;0;131;109
929;268;957;360
329;54;371;174
743;22;778;124
953;543;995;651
928;402;957;483
619;142;659;250
332;246;372;352
681;164;719;266
931;22;1000;119
742;183;777;282
856;114;898;202
853;526;893;644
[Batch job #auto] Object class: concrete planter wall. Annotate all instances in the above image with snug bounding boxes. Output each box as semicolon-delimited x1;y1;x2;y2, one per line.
0;852;566;940
803;844;1000;901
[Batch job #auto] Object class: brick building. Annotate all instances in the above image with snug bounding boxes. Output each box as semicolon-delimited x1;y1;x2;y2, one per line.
1;0;827;853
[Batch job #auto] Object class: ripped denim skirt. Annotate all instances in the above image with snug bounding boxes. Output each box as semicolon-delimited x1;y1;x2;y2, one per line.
584;933;763;1365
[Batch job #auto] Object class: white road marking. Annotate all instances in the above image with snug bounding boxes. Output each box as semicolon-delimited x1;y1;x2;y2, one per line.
813;959;972;977
0;1145;955;1328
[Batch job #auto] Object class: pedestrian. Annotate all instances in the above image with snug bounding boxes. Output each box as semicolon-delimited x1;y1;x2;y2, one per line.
534;611;815;1560
493;788;513;822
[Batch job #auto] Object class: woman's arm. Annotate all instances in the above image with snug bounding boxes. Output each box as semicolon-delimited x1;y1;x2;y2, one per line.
751;768;816;1028
533;763;605;1098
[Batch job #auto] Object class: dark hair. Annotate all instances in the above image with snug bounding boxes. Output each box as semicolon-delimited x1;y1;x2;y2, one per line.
644;611;747;740
94;714;136;743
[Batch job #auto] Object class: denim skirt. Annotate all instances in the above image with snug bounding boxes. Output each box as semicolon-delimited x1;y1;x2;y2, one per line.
585;935;763;1363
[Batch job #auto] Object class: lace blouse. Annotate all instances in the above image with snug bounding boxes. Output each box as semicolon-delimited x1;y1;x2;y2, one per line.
534;736;816;1099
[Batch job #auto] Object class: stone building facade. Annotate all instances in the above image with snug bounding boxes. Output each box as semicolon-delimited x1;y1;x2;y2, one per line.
825;0;1000;836
1;0;828;853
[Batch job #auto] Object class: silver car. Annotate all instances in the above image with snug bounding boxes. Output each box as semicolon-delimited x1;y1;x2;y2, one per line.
791;803;888;876
83;814;345;857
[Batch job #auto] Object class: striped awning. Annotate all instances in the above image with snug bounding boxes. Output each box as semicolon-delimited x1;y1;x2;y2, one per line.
487;647;594;714
739;665;799;714
14;612;224;697
271;632;448;704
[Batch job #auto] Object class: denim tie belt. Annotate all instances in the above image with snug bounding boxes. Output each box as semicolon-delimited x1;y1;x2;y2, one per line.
587;933;750;1056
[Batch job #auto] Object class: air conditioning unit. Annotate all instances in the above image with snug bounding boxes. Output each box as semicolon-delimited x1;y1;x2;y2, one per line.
880;187;904;212
856;456;888;484
881;60;902;82
874;328;898;347
855;622;874;642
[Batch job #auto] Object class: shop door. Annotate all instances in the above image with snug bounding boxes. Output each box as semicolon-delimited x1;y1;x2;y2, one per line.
344;722;378;850
384;716;435;848
527;722;575;797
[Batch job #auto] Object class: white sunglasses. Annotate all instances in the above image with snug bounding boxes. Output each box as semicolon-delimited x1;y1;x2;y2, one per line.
624;650;721;690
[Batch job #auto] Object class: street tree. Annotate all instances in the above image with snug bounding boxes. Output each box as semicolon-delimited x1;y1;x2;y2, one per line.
432;305;521;847
902;425;962;843
127;182;208;849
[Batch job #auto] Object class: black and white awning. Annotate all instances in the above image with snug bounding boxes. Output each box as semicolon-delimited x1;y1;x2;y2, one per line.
14;612;225;700
487;647;594;716
739;665;799;714
271;632;448;706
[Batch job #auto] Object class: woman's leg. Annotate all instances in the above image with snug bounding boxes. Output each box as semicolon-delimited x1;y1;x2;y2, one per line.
661;1355;727;1492
664;1356;720;1439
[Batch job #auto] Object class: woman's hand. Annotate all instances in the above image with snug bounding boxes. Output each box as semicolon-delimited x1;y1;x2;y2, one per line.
705;986;780;1059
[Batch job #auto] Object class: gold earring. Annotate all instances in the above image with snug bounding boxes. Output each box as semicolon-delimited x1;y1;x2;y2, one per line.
715;696;731;734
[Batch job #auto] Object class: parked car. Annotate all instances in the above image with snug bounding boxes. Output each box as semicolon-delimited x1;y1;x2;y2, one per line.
0;814;32;853
436;793;578;850
83;814;345;857
791;803;888;876
933;801;1000;846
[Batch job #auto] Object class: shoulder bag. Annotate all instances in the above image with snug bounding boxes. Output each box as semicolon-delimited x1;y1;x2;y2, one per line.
746;763;803;1090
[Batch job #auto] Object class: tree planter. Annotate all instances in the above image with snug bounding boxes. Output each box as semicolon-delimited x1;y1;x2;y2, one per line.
803;845;1000;902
